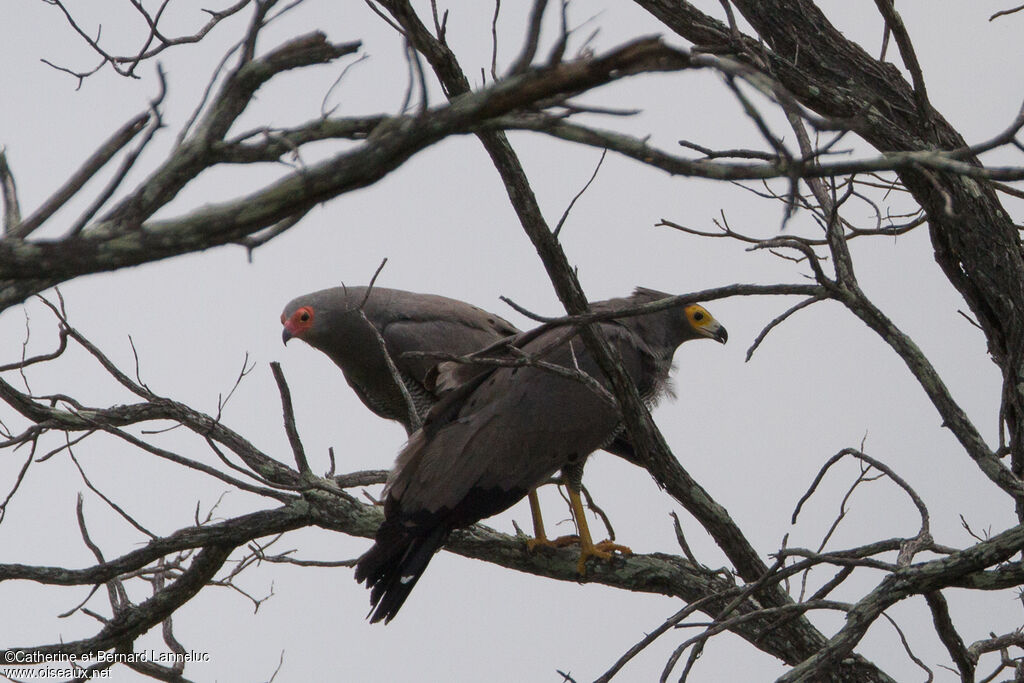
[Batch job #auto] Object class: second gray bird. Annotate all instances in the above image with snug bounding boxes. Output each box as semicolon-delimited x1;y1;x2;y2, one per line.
355;287;727;623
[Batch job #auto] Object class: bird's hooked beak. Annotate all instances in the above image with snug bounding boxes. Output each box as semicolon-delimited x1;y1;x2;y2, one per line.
281;312;295;345
705;322;728;344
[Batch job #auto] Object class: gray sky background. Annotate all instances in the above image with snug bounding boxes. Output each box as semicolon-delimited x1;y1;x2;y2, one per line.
1;1;1022;680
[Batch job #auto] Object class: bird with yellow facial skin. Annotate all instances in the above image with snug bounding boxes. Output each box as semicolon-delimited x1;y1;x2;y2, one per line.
355;287;727;623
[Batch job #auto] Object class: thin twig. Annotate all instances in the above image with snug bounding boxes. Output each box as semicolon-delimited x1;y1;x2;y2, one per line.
270;362;312;477
553;148;607;238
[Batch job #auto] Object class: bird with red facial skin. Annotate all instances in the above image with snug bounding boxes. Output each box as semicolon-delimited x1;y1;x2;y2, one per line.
281;286;518;429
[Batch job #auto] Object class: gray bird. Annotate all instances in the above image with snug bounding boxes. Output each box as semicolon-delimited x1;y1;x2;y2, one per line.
355;287;728;623
281;286;519;430
281;285;584;547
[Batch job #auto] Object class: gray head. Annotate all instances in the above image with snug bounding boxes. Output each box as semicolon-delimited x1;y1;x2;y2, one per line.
602;287;728;352
280;286;370;349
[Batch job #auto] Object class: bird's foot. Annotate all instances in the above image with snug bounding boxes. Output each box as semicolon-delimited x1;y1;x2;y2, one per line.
576;540;633;575
525;534;580;552
595;539;632;556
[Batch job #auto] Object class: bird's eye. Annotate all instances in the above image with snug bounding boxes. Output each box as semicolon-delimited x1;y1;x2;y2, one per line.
299;309;312;323
693;311;705;322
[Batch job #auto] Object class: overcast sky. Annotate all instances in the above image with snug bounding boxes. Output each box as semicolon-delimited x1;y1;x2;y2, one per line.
1;1;1022;681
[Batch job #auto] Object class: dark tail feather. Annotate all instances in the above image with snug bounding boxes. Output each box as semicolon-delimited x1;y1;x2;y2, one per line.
355;521;449;624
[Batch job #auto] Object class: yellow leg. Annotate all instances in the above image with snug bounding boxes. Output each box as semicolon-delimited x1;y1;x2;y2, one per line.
567;486;632;575
524;489;580;552
529;489;547;540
